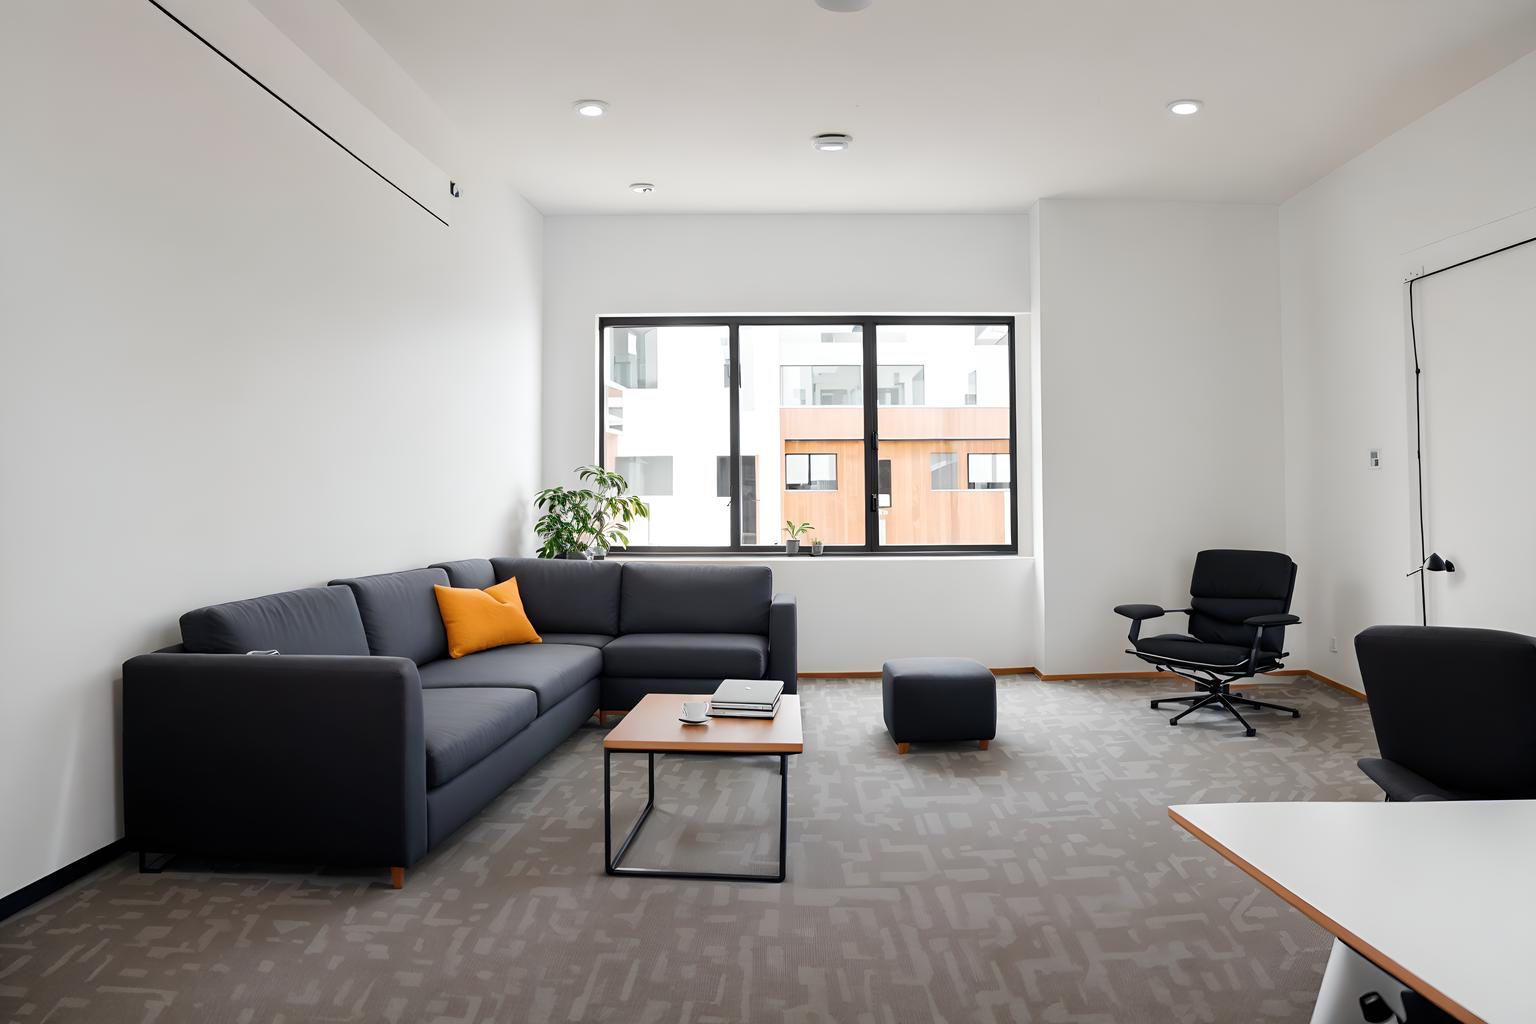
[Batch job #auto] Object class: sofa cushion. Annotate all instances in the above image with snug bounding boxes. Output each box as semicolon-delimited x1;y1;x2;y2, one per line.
430;558;496;590
603;633;768;679
490;557;622;635
538;633;614;649
422;687;537;788
619;564;771;635
180;585;369;655
330;568;449;665
417;643;602;713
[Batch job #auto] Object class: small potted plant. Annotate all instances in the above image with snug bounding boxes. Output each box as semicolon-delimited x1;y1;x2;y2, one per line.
577;465;649;559
810;533;824;557
784;521;813;555
535;465;650;559
534;487;593;559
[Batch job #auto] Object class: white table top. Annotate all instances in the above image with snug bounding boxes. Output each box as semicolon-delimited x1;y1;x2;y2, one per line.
1170;800;1536;1024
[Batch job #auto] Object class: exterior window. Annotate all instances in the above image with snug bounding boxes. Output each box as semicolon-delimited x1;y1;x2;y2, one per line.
615;456;674;496
608;328;657;388
930;453;961;491
876;365;925;406
780;365;862;407
717;456;759;543
820;329;860;344
600;317;1017;552
968;453;1010;489
785;453;837;491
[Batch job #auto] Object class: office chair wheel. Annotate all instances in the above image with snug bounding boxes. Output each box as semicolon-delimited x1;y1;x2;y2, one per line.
1245;727;1256;737
1168;718;1178;726
1291;710;1301;718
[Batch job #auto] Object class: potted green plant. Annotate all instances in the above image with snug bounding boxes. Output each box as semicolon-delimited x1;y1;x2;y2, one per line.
810;533;825;557
534;465;650;559
784;520;813;555
577;465;649;559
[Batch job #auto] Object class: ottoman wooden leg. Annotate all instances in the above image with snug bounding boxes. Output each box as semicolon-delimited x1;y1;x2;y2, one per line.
896;742;910;755
979;739;989;751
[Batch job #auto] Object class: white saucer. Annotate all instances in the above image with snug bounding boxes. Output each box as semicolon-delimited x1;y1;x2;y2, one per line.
677;716;709;726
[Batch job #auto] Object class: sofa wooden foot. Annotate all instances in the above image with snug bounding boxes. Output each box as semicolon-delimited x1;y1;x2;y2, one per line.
979;739;989;751
390;866;405;890
896;742;910;755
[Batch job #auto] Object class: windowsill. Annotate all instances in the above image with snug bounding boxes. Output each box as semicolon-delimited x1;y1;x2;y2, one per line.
608;551;1031;562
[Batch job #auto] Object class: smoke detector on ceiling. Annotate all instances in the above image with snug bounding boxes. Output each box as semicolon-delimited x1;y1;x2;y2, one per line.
816;0;871;11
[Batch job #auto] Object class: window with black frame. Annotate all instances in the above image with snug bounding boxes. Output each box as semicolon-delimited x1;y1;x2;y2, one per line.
598;317;1016;553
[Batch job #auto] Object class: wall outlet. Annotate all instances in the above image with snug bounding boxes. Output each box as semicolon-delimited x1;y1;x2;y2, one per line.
1367;449;1381;469
1329;636;1339;653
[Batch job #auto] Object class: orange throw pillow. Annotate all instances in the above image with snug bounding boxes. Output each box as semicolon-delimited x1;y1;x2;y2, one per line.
434;580;541;659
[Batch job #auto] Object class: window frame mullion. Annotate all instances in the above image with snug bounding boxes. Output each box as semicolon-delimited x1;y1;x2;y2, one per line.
861;319;879;552
728;323;742;549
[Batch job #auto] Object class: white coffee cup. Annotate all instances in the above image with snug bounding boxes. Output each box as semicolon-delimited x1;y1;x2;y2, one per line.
681;700;708;722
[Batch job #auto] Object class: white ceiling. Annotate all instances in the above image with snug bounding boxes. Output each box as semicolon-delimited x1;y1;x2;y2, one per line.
340;0;1536;214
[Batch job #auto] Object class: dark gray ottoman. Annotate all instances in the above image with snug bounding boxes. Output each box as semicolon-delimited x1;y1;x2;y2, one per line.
882;657;996;754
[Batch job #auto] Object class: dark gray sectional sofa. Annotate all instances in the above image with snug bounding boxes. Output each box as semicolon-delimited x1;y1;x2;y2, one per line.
122;558;795;884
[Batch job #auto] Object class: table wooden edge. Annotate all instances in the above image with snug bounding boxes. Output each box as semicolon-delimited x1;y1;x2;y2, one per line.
1167;806;1485;1024
603;738;804;753
602;693;804;754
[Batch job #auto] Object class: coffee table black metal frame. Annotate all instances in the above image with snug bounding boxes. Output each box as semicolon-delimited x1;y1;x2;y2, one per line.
603;748;789;883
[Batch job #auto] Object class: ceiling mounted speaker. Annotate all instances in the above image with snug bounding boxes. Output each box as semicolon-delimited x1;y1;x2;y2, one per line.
816;0;872;11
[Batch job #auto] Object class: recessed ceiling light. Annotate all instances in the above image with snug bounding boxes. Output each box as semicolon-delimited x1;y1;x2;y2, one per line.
1167;99;1202;116
816;0;872;11
629;182;655;194
573;99;608;117
812;133;852;152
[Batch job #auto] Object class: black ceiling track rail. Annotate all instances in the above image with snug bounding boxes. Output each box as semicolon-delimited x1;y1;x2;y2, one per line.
143;0;449;228
1406;231;1536;625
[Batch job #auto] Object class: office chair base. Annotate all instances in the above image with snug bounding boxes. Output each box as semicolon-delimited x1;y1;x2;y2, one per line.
1152;687;1300;737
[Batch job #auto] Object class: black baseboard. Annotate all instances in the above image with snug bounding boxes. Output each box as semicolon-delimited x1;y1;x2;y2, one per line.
0;839;127;924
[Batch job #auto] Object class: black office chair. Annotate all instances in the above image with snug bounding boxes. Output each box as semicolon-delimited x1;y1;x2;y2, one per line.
1355;625;1536;801
1114;549;1302;736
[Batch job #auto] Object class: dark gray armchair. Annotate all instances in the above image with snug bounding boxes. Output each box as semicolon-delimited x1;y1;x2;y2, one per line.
1355;624;1536;801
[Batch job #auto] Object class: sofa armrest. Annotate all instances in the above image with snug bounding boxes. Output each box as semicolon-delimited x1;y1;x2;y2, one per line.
123;653;428;868
767;593;798;693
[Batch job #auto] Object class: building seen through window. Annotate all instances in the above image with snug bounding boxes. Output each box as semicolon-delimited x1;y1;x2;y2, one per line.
601;319;1014;550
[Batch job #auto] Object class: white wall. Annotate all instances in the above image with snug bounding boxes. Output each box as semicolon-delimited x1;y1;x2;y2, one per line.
544;214;1035;672
1279;50;1536;689
0;1;542;898
1033;200;1286;674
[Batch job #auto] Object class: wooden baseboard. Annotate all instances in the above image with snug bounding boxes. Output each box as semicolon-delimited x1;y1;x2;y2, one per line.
1272;669;1366;701
1036;670;1177;681
797;666;1366;699
798;666;1038;679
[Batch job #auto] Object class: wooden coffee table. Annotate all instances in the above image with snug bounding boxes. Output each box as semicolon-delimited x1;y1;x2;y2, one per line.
603;692;803;883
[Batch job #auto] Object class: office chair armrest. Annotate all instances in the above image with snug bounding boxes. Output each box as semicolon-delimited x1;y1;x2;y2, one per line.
1114;604;1190;644
1243;614;1299;670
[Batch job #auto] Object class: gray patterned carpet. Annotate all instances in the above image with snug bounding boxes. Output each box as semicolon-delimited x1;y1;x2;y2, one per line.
0;676;1379;1024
